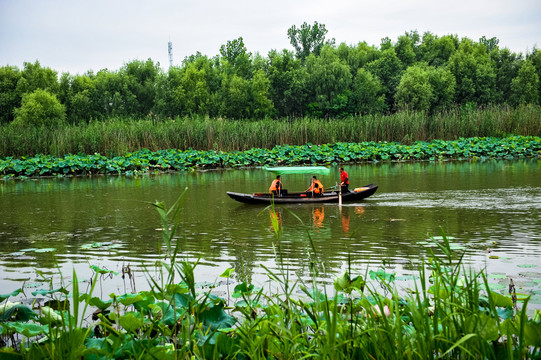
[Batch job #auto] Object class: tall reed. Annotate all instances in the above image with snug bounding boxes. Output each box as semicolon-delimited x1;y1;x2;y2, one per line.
1;105;539;157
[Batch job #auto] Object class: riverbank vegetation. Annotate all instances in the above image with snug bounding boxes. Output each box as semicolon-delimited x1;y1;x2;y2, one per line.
0;196;540;359
0;135;540;179
0;105;540;158
1;23;540;139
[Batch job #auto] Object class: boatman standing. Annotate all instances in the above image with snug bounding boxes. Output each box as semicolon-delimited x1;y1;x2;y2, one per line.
269;175;282;196
339;167;349;193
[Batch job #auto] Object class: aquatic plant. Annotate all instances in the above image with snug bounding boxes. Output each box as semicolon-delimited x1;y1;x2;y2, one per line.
0;196;540;359
1;135;540;179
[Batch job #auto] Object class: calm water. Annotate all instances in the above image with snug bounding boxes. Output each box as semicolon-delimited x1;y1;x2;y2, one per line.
1;159;540;300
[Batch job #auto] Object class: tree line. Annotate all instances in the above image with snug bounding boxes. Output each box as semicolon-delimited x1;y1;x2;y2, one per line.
1;22;540;127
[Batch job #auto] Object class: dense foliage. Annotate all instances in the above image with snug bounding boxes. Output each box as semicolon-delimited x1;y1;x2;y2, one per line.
0;196;540;359
1;25;541;126
1;136;539;178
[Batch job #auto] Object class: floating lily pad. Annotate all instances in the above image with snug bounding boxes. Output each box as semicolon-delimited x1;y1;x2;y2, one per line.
487;283;506;290
103;244;123;250
19;248;38;252
394;275;420;281
431;236;456;240
449;244;466;250
34;248;56;253
517;264;537;268
24;282;43;288
489;255;500;259
488;274;507;279
8;252;25;256
518;272;541;279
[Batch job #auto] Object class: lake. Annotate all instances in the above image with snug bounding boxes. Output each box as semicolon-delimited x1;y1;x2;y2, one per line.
1;159;540;304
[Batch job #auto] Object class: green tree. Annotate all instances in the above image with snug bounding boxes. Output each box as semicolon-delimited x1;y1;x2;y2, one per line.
59;73;99;123
121;59;161;116
154;66;186;118
427;66;456;111
13;89;66;127
267;49;309;117
250;69;274;118
220;37;252;78
181;62;211;115
479;36;499;53
0;65;22;123
349;68;386;115
220;74;251;119
365;48;403;111
15;61;59;95
526;48;541;102
490;47;521;104
287;21;335;63
395;65;433;111
395;31;420;67
448;37;496;104
510;59;540;105
336;42;379;78
418;32;458;67
306;46;352;117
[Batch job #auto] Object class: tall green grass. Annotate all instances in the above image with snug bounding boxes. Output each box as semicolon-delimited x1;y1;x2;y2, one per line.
1;104;540;157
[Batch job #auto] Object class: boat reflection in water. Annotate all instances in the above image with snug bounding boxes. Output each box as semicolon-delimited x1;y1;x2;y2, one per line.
308;205;366;234
269;208;283;232
312;207;325;230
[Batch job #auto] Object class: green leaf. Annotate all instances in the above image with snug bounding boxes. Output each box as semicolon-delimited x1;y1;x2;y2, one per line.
88;297;114;310
34;248;56;253
0;289;23;302
31;287;69;296
1;322;49;337
119;312;143;333
334;272;364;294
369;269;395;282
90;265;118;275
200;303;236;332
220;268;234;278
39;306;63;324
489;291;513;308
0;303;37;321
113;293;144;306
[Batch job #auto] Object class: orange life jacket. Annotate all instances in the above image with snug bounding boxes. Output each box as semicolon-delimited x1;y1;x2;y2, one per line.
308;180;324;195
269;179;282;193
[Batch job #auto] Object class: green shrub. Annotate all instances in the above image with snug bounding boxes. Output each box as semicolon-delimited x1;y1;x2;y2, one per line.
13;89;66;128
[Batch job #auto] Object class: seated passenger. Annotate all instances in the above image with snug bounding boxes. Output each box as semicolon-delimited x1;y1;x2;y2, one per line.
269;175;282;196
306;176;324;197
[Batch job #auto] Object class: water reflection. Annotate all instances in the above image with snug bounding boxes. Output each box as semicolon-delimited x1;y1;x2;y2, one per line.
0;159;540;297
312;207;325;229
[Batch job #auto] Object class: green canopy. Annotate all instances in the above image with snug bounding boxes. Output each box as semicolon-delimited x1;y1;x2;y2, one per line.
265;166;330;176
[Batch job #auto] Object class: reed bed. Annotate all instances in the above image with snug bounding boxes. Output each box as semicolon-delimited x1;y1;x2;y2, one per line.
1;105;540;157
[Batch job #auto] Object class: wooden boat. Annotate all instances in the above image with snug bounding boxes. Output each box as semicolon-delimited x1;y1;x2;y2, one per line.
227;183;378;205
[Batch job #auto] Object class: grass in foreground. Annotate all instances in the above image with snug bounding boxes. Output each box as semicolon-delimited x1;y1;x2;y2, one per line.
0;194;540;359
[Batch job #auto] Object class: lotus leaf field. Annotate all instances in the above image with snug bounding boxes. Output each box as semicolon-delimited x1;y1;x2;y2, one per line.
1;136;540;179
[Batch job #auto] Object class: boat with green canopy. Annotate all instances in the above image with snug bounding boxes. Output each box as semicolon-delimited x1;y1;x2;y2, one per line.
227;166;378;204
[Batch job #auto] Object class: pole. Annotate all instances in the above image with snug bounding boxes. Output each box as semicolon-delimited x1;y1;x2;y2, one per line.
338;182;342;206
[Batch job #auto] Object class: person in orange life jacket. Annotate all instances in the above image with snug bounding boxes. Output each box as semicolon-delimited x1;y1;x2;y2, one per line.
269;175;282;196
306;176;324;196
339;167;349;193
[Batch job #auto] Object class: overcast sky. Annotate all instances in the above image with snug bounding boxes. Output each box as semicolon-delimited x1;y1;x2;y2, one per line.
1;0;540;75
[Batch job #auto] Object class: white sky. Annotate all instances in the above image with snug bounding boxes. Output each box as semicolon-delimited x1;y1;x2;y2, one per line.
1;0;540;75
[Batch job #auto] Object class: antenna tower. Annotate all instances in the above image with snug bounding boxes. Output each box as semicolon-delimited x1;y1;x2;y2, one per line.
168;41;173;68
